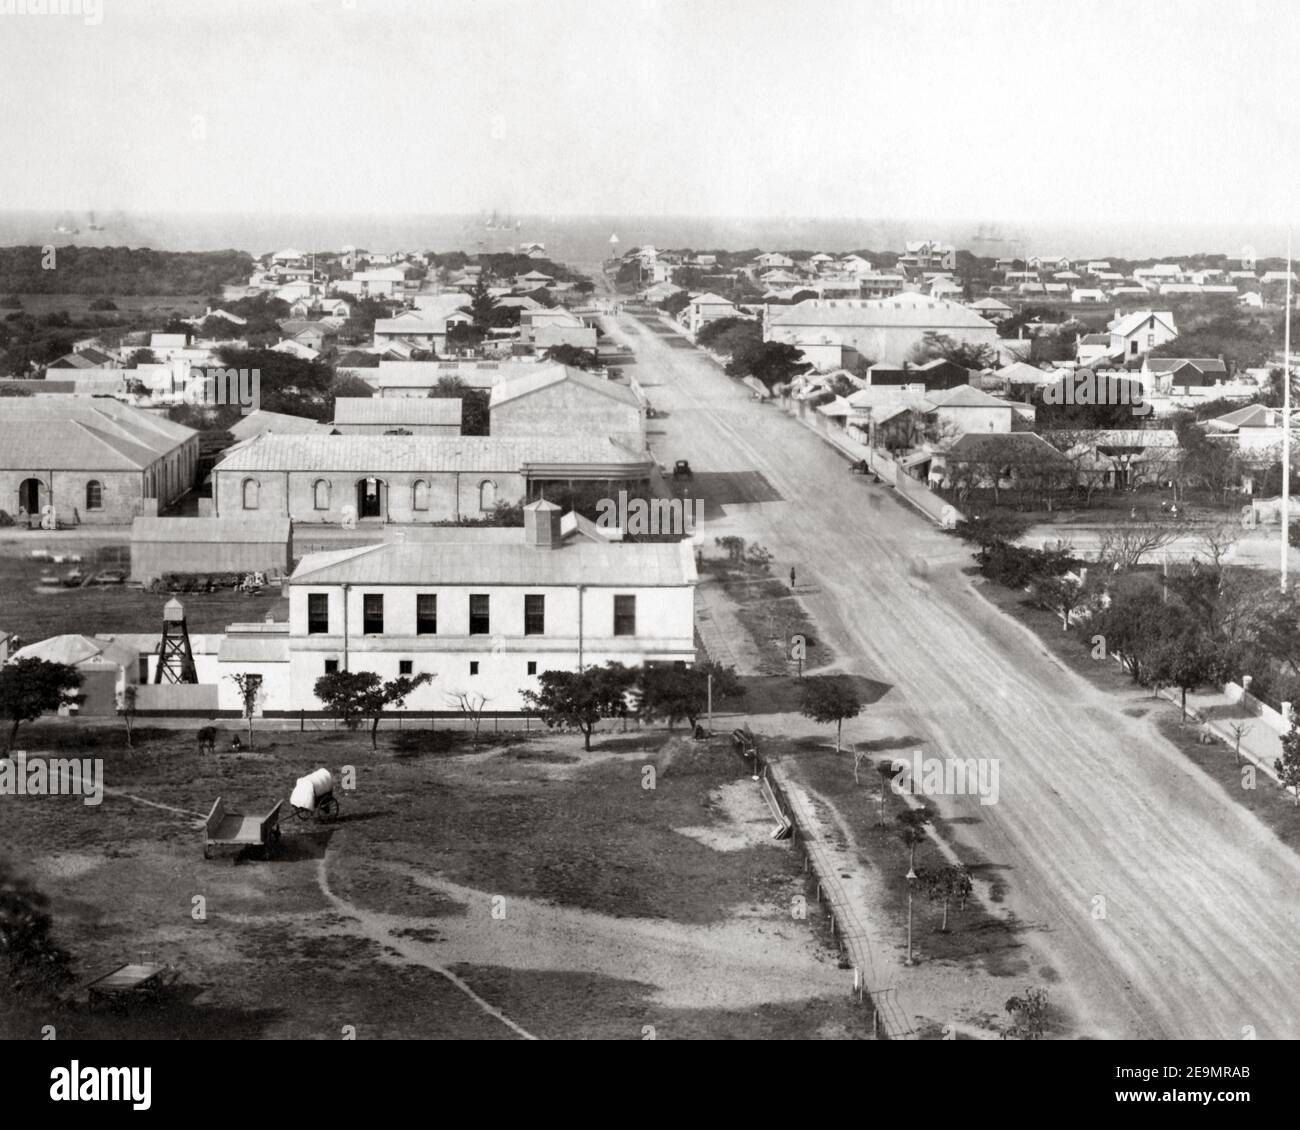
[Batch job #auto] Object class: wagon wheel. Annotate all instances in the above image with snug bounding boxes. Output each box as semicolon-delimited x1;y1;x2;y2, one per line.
317;794;340;822
294;805;314;822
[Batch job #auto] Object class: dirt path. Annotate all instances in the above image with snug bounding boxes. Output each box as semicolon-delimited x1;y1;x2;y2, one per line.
605;308;1300;1040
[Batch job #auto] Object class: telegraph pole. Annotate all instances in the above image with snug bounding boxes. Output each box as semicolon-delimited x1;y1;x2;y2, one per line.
1284;230;1293;593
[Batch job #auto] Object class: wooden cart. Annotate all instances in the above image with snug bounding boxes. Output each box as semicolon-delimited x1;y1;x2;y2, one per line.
203;796;282;859
86;962;176;1012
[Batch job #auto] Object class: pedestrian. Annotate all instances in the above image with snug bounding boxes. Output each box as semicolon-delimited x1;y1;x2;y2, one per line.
1198;720;1213;746
789;566;797;590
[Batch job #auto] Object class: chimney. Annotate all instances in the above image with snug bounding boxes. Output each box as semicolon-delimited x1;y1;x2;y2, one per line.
523;499;564;549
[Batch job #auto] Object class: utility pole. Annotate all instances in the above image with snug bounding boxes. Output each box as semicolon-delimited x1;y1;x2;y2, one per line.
1284;230;1293;593
706;672;713;731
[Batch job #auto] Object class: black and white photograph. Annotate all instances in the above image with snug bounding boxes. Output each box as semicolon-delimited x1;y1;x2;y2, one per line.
0;0;1295;1104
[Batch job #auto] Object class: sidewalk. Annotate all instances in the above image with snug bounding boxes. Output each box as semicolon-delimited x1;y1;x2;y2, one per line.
1160;684;1288;790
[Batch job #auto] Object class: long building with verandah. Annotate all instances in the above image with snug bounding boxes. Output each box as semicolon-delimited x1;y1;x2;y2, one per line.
209;433;653;524
129;516;294;583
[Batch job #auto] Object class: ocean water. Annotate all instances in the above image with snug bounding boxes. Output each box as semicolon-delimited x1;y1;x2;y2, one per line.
0;211;1287;265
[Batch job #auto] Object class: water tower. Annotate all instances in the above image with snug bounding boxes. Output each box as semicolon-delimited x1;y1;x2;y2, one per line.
154;598;197;684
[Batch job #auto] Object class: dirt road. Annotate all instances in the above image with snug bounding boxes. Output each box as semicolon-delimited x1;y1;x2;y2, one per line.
606;305;1300;1040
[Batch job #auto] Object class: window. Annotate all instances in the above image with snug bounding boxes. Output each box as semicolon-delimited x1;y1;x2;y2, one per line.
1129;340;1138;355
85;480;102;511
307;593;330;634
313;479;330;510
362;593;384;635
614;594;636;637
478;479;496;511
469;593;490;635
527;661;537;676
469;661;479;675
399;660;413;675
242;478;259;509
324;659;339;675
1147;333;1155;349
412;479;429;512
524;594;545;636
416;593;437;635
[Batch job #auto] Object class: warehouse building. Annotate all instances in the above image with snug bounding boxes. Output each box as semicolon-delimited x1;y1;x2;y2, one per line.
0;399;198;525
129;517;294;584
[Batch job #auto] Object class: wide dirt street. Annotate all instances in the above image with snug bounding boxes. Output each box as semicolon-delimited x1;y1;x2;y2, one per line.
606;304;1300;1040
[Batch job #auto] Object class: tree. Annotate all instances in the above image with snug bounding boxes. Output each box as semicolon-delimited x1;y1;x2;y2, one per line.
543;344;600;370
1003;987;1050;1040
1226;720;1252;767
799;676;862;752
227;672;263;749
116;685;139;750
0;659;82;750
1034;572;1089;630
313;670;434;749
1151;625;1226;722
639;662;744;730
445;689;490;746
1096;522;1186;569
1198;525;1238;569
916;863;972;932
725;340;811;390
907;331;995;371
520;662;635;750
460;275;500;334
0;859;75;997
1277;724;1300;807
895;806;932;872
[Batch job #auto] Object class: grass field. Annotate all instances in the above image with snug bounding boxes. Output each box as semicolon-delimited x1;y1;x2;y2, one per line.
0;542;286;642
0;724;875;1040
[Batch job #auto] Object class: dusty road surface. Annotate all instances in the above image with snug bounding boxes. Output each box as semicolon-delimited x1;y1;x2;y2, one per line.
603;302;1300;1040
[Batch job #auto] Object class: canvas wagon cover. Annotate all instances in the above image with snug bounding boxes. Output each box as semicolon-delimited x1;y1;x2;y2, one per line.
291;768;334;810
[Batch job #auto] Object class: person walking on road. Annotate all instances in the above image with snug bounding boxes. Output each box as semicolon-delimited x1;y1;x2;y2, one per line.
790;566;797;590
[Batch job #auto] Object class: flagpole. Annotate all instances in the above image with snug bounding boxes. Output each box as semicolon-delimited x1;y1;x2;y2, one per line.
1284;229;1293;593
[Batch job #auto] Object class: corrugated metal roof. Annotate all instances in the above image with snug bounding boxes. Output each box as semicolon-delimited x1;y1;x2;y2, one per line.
769;295;996;330
131;517;291;543
489;365;639;409
333;398;462;426
213;433;650;473
228;410;333;440
291;537;696;587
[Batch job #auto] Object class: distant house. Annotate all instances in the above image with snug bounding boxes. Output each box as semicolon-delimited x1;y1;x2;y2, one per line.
755;252;795;270
515;270;556;289
228;410;334;443
373;308;456;353
682;292;741;336
271;338;320;361
1071;288;1107;304
1203;403;1288;453
968;297;1013;321
932;431;1071;492
1107;309;1178;359
924;384;1020;436
864;358;972;392
765;294;997;368
1142;356;1229;393
130;516;293;584
1076;333;1114;367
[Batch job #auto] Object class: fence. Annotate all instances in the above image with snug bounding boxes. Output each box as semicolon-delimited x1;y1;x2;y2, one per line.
746;732;913;1039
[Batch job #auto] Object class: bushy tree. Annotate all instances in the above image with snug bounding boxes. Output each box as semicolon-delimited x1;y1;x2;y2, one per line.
314;670;434;749
799;675;862;752
521;662;635;750
0;859;75;998
638;662;743;730
0;659;83;750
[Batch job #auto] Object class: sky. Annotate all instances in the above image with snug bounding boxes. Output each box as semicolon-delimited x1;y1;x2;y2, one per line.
1;0;1298;229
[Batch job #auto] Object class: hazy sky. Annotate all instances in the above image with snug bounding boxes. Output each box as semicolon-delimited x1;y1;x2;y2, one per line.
2;0;1298;226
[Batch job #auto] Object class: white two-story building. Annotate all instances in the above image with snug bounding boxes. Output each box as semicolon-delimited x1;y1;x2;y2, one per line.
280;501;697;712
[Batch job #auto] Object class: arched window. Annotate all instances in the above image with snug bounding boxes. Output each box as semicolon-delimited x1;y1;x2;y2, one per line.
242;478;259;510
412;479;429;512
478;479;496;512
313;479;330;510
85;480;103;511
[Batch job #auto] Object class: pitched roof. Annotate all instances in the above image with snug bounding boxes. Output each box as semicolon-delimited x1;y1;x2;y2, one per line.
227;409;334;441
1145;357;1227;374
489;365;639;410
1210;404;1276;429
332;397;462;427
926;384;1012;408
131;517;291;543
768;295;995;331
0;399;194;470
1109;310;1176;338
10;633;138;669
214;432;651;474
290;533;696;588
946;432;1071;465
